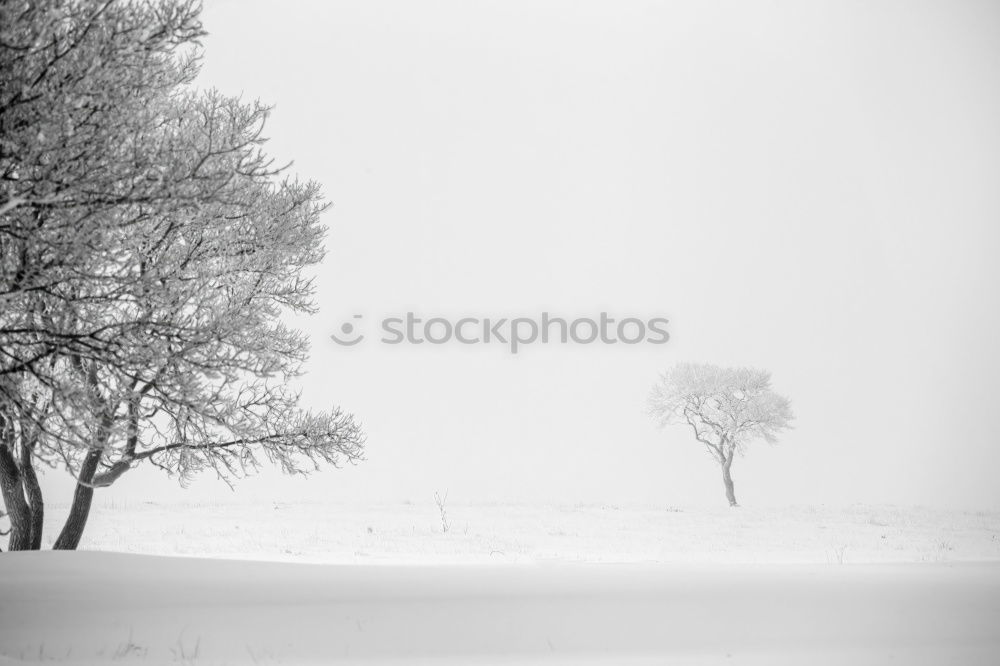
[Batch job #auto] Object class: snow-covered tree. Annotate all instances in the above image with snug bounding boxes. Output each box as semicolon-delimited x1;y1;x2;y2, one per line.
0;0;364;551
648;363;793;506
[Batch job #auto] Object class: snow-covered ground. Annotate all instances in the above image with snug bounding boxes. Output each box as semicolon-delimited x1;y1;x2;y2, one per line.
41;499;1000;565
3;502;999;664
1;552;998;665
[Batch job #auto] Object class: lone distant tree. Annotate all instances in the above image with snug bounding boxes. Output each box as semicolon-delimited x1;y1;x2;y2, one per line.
648;363;793;506
0;0;364;551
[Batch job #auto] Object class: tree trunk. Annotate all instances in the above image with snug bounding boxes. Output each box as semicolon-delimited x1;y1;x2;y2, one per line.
0;445;33;551
53;449;102;550
721;458;738;507
20;441;44;550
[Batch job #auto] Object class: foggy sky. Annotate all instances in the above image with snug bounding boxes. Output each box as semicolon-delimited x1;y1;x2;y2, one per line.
42;0;1000;510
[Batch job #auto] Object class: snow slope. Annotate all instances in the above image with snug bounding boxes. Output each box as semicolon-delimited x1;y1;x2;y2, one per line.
1;552;998;665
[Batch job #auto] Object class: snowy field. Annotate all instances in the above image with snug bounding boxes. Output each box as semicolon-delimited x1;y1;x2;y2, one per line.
1;553;999;665
36;499;1000;565
3;502;999;665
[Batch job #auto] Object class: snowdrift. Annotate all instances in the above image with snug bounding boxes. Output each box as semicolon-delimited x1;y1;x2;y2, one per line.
1;552;998;664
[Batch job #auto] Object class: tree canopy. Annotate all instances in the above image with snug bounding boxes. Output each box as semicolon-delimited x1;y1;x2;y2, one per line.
649;363;793;505
0;0;364;550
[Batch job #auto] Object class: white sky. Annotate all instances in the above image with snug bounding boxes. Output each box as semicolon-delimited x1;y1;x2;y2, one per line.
44;0;1000;509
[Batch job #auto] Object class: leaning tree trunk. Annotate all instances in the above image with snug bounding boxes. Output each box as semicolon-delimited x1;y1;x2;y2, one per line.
20;440;44;549
0;445;34;550
53;449;102;550
721;457;738;507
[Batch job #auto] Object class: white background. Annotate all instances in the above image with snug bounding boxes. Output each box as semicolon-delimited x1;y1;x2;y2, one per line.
43;0;1000;510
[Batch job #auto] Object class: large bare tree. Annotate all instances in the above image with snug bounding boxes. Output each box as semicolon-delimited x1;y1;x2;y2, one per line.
0;0;364;551
648;363;794;506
